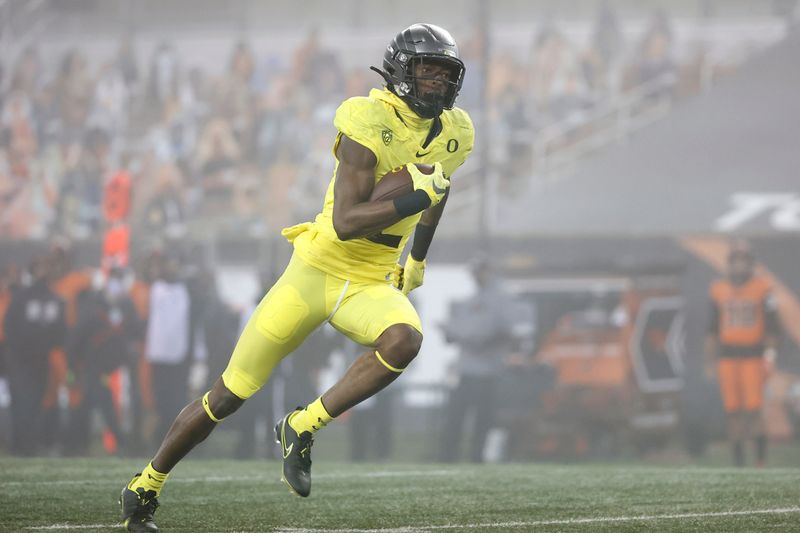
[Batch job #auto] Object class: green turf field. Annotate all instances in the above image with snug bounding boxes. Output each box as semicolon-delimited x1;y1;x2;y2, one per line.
1;458;799;532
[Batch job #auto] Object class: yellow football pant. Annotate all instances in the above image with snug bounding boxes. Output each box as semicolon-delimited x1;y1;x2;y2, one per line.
221;253;422;399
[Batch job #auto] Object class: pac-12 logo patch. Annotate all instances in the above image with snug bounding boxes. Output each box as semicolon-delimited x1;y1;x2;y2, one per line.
382;129;393;145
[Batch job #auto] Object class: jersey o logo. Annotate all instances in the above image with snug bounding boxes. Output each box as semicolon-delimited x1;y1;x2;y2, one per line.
446;139;459;153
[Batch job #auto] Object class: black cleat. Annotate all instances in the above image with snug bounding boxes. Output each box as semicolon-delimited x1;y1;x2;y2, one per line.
275;408;314;497
120;474;159;532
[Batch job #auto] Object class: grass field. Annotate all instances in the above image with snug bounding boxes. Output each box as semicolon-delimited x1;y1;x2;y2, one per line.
1;458;800;532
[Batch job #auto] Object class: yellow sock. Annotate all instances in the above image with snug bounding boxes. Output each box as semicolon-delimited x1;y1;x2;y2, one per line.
288;397;333;435
129;462;169;496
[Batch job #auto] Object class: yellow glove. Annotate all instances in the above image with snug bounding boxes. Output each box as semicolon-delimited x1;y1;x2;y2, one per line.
401;255;426;296
390;262;404;290
406;162;449;207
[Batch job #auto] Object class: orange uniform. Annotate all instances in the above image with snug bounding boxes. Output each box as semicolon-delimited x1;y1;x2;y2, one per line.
129;279;155;411
45;271;92;408
709;276;778;412
52;270;92;327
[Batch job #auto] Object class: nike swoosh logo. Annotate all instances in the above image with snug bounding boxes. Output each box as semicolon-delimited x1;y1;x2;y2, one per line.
281;422;294;459
432;183;449;194
416;150;431;158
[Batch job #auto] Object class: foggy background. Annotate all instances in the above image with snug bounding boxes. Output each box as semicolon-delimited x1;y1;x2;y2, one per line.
1;0;799;464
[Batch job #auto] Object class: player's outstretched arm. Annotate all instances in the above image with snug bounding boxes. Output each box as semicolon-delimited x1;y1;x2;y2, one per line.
331;134;406;241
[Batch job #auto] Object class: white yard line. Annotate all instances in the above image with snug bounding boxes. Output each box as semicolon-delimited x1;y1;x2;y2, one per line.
24;506;800;531
272;507;800;532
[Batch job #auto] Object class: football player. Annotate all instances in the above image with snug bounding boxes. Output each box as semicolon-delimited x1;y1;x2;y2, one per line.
705;240;780;467
120;23;474;531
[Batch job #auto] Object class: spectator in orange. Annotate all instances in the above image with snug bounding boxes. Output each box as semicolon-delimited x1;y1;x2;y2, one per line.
705;240;780;467
127;250;160;448
66;267;143;455
44;240;92;449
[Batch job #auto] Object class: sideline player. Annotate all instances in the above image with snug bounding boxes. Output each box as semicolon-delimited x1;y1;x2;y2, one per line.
120;23;474;532
705;240;780;467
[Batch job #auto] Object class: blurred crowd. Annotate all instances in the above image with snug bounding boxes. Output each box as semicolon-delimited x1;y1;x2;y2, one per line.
0;243;335;457
0;244;538;461
484;6;728;187
0;29;368;241
0;6;742;241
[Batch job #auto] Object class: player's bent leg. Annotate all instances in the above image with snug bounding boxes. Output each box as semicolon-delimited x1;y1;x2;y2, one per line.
121;377;249;528
322;280;424;417
120;378;244;532
122;254;328;524
277;279;423;497
277;324;422;498
153;377;244;471
323;324;422;416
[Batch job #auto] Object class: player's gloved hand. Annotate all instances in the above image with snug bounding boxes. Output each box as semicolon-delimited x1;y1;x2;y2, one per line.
390;262;404;290
401;255;426;296
407;162;449;207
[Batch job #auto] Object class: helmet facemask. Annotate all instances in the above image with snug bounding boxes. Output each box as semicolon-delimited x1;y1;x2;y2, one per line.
392;55;464;118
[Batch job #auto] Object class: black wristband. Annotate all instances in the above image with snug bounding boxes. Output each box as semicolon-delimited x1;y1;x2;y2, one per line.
410;223;436;261
393;189;431;218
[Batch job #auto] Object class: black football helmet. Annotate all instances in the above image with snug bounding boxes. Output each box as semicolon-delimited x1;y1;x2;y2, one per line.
371;23;465;119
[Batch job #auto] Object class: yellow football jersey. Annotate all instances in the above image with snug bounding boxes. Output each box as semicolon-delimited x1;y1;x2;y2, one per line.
282;87;474;283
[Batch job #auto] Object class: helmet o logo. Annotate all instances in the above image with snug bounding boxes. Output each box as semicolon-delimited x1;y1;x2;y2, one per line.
447;139;459;153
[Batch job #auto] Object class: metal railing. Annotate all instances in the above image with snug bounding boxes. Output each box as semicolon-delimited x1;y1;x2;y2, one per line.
458;72;682;235
527;72;677;188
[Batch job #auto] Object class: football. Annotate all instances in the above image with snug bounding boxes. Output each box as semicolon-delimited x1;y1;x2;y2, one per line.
369;164;433;201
